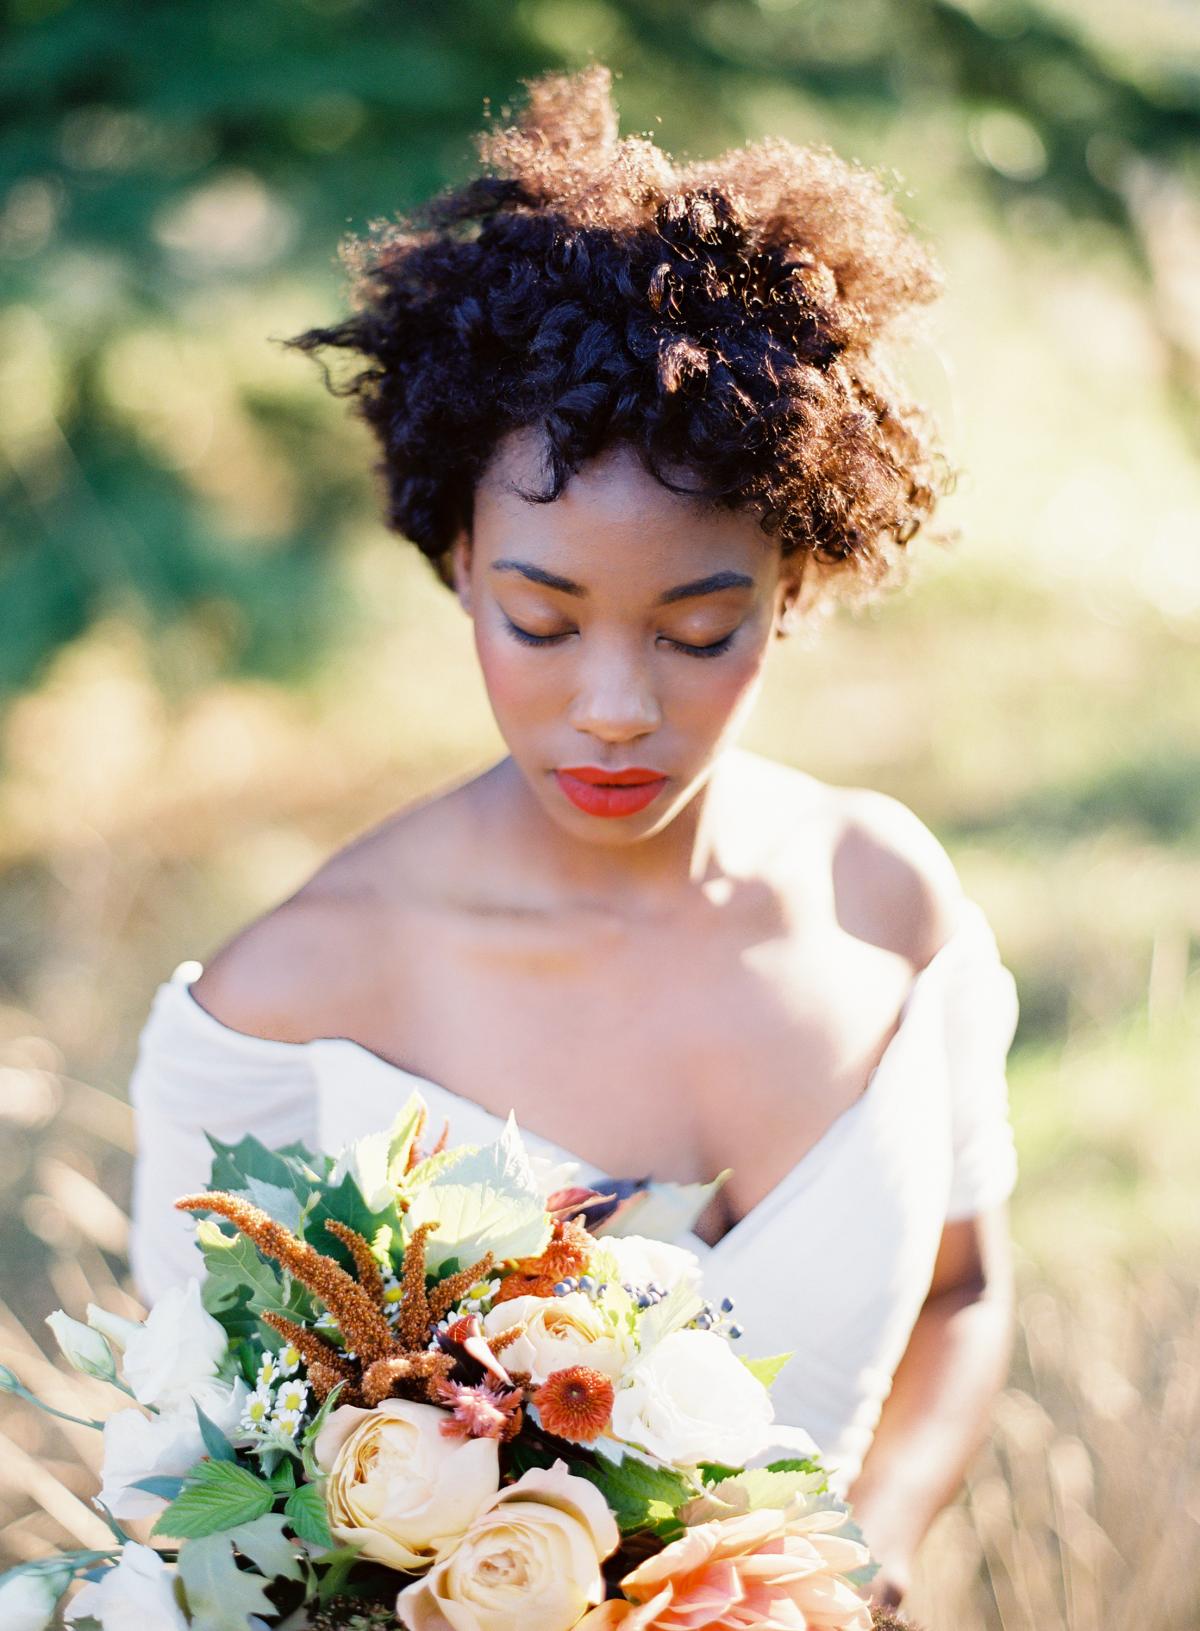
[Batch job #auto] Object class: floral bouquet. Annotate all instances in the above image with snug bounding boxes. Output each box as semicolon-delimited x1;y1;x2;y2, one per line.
0;1094;910;1631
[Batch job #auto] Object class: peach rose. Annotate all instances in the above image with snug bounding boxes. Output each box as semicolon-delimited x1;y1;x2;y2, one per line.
396;1459;620;1631
575;1504;874;1631
315;1398;500;1572
482;1293;634;1384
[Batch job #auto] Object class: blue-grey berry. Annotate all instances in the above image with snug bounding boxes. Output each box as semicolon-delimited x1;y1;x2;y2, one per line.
720;1296;735;1313
728;1322;744;1339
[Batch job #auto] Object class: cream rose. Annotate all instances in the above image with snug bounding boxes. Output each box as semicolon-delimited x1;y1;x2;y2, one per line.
611;1328;807;1468
482;1293;633;1383
396;1460;619;1631
315;1398;500;1572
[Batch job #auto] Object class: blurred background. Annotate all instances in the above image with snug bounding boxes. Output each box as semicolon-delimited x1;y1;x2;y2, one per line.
1;1;1198;1626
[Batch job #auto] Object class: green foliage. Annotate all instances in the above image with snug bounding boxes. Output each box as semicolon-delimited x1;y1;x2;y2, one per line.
506;1436;695;1537
739;1351;793;1388
197;1219;310;1343
285;1482;334;1549
152;1459;276;1540
176;1531;276;1631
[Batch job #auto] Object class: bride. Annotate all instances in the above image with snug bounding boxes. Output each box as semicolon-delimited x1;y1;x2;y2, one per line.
126;66;1020;1614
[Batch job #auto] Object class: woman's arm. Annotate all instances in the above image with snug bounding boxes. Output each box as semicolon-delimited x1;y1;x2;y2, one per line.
845;1205;1016;1608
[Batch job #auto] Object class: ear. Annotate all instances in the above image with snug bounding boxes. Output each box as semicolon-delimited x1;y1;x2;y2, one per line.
772;578;800;639
450;530;473;615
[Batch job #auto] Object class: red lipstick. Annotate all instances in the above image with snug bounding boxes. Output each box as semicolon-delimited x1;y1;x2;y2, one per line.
555;765;668;818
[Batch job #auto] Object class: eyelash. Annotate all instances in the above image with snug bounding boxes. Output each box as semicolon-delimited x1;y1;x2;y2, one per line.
502;619;736;660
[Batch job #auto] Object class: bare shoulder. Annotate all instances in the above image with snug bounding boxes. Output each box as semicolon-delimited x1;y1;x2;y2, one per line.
830;783;966;967
188;773;485;1044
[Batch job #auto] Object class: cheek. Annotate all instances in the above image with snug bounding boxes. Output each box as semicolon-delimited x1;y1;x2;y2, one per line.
673;643;768;733
474;624;553;722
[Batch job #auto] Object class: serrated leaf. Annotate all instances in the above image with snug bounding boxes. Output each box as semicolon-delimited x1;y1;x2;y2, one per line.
243;1176;304;1233
177;1532;275;1631
636;1280;703;1348
284;1481;333;1548
195;1401;236;1462
508;1437;694;1536
152;1458;275;1539
739;1351;793;1389
197;1219;310;1342
227;1512;304;1582
268;1457;298;1493
303;1171;401;1278
206;1132;319;1201
403;1112;550;1272
328;1094;426;1210
714;1466;829;1510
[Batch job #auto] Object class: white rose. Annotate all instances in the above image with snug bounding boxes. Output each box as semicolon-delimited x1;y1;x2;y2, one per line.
315;1398;500;1572
482;1294;633;1384
120;1279;226;1408
610;1328;784;1467
66;1543;187;1630
0;1565;72;1631
599;1235;703;1295
98;1379;247;1519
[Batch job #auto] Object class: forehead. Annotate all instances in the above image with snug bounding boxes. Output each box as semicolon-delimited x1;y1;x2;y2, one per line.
473;431;775;589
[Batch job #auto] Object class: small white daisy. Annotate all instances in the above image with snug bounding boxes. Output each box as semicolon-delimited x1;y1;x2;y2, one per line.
275;1378;309;1416
256;1353;280;1388
276;1342;303;1377
313;1310;339;1332
240;1385;274;1434
272;1406;303;1440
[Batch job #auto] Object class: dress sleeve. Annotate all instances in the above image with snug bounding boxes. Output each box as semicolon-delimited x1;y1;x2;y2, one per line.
941;901;1021;1221
127;961;319;1308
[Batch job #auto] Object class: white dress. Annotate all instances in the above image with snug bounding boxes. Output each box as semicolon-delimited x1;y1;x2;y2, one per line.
127;893;1020;1497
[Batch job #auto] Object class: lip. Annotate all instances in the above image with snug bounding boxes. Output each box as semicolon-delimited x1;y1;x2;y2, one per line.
555;766;668;818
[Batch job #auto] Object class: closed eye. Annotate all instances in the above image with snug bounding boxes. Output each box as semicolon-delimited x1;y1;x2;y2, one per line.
502;617;737;659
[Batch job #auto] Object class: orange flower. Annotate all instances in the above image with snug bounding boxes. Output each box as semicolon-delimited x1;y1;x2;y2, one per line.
533;1365;615;1442
575;1504;874;1630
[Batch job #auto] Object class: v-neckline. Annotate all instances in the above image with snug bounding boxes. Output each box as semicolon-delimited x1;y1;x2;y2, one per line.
172;902;977;1256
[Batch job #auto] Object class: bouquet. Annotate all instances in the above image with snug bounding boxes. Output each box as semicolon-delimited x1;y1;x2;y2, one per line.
0;1094;911;1631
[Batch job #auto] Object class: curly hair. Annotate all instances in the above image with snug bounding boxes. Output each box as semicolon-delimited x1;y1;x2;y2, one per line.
283;64;953;618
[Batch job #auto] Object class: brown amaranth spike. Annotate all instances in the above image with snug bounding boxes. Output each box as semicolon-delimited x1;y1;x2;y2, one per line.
175;1191;395;1365
362;1349;456;1408
397;1220;440;1350
323;1219;385;1306
261;1311;357;1383
308;1360;362;1407
427;1250;497;1324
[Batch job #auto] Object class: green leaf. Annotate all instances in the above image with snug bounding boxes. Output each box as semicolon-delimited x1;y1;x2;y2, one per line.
268;1457;298;1493
176;1533;275;1631
765;1456;828;1482
152;1459;275;1539
739;1351;793;1389
285;1481;333;1548
195;1401;237;1462
315;1544;364;1604
243;1176;305;1233
328;1094;426;1210
698;1461;742;1485
303;1171;401;1277
712;1466;829;1511
206;1132;320;1202
300;1380;345;1481
132;1475;187;1499
402;1112;551;1271
507;1438;694;1536
227;1512;304;1582
197;1219;310;1342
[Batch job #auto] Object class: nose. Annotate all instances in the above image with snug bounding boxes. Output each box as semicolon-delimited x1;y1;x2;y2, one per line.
568;639;662;745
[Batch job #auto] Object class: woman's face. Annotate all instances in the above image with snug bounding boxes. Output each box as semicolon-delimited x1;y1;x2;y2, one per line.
452;431;793;844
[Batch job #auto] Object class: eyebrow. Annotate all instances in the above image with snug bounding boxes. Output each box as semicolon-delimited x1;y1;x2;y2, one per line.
489;560;755;605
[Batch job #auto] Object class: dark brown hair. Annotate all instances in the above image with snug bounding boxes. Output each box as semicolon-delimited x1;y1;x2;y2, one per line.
284;65;952;618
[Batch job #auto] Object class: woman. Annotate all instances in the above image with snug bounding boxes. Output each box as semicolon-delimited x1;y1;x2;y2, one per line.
126;67;1020;1611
